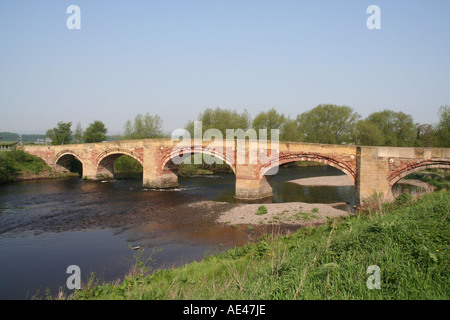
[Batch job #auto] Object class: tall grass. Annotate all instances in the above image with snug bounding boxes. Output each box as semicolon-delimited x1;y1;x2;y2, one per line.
71;190;449;300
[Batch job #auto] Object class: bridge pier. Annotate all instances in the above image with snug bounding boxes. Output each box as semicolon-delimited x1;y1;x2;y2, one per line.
235;176;273;200
235;164;273;200
142;147;178;189
81;162;104;180
356;146;396;204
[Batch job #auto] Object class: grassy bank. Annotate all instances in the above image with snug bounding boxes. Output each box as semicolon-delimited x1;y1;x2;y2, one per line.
0;150;51;183
71;190;449;300
0;150;79;183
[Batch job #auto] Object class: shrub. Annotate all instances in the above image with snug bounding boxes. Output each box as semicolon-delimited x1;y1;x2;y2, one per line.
255;205;268;215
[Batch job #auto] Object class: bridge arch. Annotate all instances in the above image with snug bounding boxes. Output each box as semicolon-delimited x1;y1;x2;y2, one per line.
388;160;450;186
96;149;143;179
52;150;83;175
160;147;236;173
259;153;357;184
96;149;143;166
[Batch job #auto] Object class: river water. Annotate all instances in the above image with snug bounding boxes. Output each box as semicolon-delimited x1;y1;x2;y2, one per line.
0;165;411;299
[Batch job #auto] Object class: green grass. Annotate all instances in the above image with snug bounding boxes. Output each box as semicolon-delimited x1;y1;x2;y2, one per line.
68;190;449;300
0;150;51;183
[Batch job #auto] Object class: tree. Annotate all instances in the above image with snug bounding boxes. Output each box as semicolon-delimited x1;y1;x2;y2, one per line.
355;119;383;146
252;108;286;140
280;118;302;142
122;113;164;139
415;123;434;147
433;105;449;147
83;120;108;143
49;122;72;145
365;110;416;147
74;122;83;144
296;104;360;144
355;119;384;146
185;107;251;137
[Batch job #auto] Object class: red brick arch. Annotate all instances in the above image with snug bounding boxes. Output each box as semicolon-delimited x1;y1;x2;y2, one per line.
388;160;450;186
259;152;357;183
160;146;236;173
96;148;143;166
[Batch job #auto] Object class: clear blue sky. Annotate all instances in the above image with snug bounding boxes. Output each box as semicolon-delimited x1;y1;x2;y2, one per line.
1;0;449;135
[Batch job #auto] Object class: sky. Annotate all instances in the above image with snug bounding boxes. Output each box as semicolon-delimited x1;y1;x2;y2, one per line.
1;0;449;135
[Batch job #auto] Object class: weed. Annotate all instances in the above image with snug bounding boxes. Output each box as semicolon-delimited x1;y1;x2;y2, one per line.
255;205;268;215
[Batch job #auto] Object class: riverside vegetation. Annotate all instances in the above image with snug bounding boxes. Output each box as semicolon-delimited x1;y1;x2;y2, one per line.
0;150;78;184
65;189;449;300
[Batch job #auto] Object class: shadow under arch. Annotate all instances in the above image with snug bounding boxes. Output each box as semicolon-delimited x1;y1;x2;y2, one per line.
157;149;236;194
53;150;83;176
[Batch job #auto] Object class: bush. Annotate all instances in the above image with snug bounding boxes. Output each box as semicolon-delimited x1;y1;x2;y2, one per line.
0;153;19;183
255;205;268;215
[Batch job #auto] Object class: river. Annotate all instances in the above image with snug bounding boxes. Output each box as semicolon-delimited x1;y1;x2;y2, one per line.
0;165;412;299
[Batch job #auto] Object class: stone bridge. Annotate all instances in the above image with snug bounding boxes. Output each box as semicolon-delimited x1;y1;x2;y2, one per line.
23;139;450;204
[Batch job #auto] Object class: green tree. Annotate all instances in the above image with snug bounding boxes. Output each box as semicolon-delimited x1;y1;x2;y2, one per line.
365;109;416;147
415;123;434;147
185;107;251;137
74;122;83;143
0;132;20;141
296;104;360;144
355;119;384;146
280;118;302;142
122;113;164;139
252;108;286;140
83;120;108;143
50;121;72;145
433;105;450;147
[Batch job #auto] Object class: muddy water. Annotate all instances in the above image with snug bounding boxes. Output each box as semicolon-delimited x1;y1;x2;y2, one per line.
0;166;416;299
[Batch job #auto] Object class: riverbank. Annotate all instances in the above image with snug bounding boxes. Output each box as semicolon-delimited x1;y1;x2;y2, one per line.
216;201;350;226
287;174;353;187
0;150;78;183
70;189;449;300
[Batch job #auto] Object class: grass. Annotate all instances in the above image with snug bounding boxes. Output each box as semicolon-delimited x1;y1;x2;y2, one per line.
0;150;51;183
67;190;449;300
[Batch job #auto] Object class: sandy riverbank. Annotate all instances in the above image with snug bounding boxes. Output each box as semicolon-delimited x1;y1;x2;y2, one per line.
287;174;354;187
209;175;355;226
213;175;433;227
215;201;352;226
